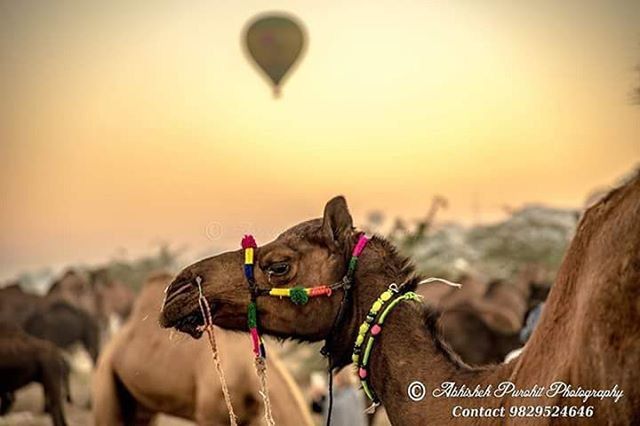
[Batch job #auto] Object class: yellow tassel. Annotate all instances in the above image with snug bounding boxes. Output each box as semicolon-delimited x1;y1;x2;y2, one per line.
269;288;290;297
245;248;254;264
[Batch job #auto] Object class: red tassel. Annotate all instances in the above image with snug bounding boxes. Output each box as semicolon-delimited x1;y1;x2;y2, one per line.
309;286;332;297
241;235;257;249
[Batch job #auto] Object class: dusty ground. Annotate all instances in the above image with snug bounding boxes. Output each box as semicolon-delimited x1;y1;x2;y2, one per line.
0;381;191;426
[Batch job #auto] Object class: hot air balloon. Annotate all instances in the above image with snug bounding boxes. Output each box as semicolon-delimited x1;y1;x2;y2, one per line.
243;13;306;97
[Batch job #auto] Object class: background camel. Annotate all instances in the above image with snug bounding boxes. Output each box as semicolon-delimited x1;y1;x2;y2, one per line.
0;284;44;326
0;268;135;365
23;301;101;363
428;267;547;365
162;181;640;425
94;272;313;426
48;268;135;335
0;286;101;363
0;322;71;426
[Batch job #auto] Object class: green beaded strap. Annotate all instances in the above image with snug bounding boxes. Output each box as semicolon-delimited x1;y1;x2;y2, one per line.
352;284;421;404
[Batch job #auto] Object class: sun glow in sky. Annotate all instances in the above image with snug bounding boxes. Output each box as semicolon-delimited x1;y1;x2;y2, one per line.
1;0;639;278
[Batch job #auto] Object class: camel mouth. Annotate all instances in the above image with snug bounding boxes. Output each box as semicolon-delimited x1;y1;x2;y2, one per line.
160;306;206;339
168;309;206;339
160;275;208;338
160;286;210;339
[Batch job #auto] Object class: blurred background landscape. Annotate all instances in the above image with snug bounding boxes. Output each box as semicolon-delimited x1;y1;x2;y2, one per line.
2;0;639;282
1;1;639;425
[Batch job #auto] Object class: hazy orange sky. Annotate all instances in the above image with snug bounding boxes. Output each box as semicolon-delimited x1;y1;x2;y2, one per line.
1;1;639;279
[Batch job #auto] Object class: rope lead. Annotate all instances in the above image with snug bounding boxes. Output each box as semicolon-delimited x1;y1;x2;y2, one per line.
196;276;238;426
254;357;276;426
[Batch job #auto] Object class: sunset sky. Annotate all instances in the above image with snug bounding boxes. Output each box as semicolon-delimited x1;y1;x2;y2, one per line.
1;0;639;279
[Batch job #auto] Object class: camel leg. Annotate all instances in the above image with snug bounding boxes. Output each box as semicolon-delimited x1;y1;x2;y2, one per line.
0;392;15;415
132;408;157;426
62;358;73;404
92;336;157;426
93;366;157;426
113;373;155;426
40;357;68;426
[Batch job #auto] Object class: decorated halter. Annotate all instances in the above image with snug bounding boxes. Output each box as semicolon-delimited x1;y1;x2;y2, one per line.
241;235;266;358
352;284;421;411
241;233;370;359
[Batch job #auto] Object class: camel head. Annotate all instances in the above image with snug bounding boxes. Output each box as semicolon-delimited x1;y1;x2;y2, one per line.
160;196;361;343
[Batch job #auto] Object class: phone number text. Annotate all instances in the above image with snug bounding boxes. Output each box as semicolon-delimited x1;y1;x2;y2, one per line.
452;405;595;418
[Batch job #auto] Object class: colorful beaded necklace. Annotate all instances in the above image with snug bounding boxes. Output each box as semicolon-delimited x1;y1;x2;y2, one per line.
352;283;421;409
241;234;370;359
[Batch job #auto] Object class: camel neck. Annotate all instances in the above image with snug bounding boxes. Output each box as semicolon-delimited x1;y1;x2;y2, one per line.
340;237;512;425
367;300;511;425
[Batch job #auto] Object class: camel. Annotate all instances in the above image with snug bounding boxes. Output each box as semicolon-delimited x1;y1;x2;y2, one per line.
0;284;43;326
0;287;101;362
48;270;99;318
0;322;71;426
418;267;548;317
432;268;545;365
94;272;313;426
471;274;532;335
49;268;135;331
423;274;488;311
161;175;640;425
24;301;101;363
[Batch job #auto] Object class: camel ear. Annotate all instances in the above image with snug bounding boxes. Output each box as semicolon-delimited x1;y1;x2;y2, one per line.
322;196;354;248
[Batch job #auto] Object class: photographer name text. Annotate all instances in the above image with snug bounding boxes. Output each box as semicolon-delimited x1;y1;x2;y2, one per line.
432;381;624;403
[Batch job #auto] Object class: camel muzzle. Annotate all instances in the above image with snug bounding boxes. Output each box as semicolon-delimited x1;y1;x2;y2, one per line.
163;279;193;307
159;277;205;336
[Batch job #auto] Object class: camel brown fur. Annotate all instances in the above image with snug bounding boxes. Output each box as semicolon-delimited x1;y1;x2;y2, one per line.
48;270;99;318
161;174;640;425
49;268;135;330
0;322;71;426
0;284;44;326
0;286;101;363
0;269;134;362
432;267;543;365
430;274;489;310
94;272;313;426
470;273;532;335
24;301;101;363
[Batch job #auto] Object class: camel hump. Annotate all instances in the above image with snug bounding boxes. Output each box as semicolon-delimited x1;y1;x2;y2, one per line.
144;271;175;288
519;170;640;399
569;170;640;297
127;272;175;320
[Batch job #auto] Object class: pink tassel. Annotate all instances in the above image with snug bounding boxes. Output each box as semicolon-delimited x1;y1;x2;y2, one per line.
352;235;369;257
242;235;257;249
250;327;261;356
359;368;368;379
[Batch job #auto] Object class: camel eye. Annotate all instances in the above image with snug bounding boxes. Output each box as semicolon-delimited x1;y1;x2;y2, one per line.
267;262;290;277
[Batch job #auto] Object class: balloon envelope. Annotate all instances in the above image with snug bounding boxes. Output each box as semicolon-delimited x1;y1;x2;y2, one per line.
244;14;305;96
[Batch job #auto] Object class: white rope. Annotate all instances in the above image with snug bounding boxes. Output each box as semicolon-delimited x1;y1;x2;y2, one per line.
417;277;463;288
254;357;276;426
363;401;380;414
195;276;238;426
